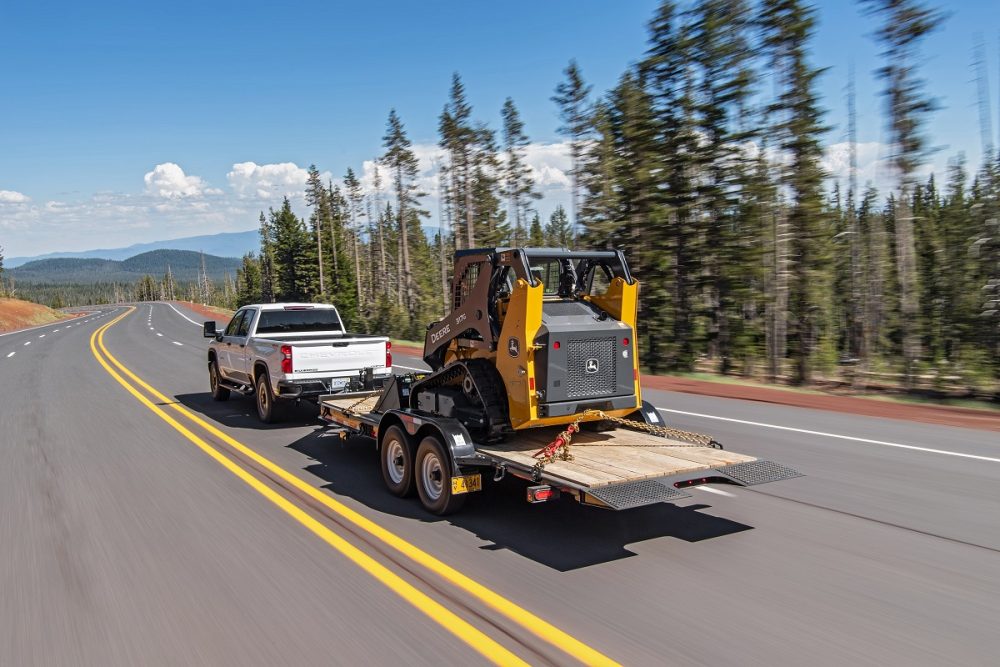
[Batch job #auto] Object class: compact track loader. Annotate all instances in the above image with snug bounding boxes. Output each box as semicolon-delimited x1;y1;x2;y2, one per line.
320;248;801;514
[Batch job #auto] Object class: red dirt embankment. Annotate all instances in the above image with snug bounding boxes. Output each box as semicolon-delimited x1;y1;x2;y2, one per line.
171;301;234;322
0;298;75;333
393;341;999;432
642;375;1000;432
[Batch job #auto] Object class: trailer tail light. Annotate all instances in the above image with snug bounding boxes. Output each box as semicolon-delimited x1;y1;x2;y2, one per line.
527;485;558;503
623;337;629;346
385;341;392;369
280;345;293;373
553;340;561;350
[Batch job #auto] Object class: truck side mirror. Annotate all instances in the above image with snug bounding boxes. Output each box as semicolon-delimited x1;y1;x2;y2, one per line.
203;321;216;338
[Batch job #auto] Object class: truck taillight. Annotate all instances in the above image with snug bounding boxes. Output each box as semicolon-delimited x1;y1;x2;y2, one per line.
385;341;392;368
280;345;293;373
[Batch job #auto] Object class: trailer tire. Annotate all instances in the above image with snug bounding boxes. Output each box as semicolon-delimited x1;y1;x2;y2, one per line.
255;371;284;424
209;360;230;401
380;425;415;497
415;436;466;515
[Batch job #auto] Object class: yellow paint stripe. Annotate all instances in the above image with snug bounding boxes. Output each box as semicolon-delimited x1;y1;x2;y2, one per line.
99;307;621;667
90;309;528;667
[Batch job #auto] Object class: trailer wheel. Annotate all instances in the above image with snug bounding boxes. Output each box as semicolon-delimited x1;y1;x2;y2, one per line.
209;361;230;401
415;436;466;515
255;371;284;423
380;425;414;497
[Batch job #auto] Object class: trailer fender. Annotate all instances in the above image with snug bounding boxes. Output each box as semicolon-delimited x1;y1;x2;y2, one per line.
384;410;477;475
629;400;665;426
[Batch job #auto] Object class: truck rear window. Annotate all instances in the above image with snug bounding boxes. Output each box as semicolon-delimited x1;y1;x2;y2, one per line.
256;309;343;334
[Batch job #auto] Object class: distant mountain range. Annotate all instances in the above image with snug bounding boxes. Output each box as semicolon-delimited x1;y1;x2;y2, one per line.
9;249;243;284
5;229;258;268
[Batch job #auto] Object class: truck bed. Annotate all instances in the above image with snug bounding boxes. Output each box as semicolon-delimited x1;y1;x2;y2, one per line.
476;426;755;489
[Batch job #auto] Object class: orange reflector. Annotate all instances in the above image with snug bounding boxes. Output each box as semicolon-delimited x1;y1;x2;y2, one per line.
529;377;535;391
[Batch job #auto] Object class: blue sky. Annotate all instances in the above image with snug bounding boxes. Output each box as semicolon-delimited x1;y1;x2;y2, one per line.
1;0;999;257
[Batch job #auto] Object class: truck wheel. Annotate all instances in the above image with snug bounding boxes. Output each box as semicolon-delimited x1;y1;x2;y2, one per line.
209;361;230;401
379;425;414;497
255;371;284;423
415;436;466;515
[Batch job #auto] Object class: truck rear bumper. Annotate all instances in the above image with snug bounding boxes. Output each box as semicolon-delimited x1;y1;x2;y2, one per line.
277;372;390;400
580;460;803;510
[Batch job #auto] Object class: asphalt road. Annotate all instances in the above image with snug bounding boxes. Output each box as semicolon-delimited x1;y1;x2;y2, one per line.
2;302;998;665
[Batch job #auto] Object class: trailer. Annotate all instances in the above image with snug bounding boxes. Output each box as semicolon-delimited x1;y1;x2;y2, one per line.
319;375;801;515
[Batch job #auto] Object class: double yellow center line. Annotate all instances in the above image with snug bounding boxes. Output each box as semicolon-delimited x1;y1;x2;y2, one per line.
91;307;620;666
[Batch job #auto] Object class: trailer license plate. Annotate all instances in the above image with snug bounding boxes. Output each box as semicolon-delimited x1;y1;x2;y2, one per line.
330;378;349;390
451;474;481;495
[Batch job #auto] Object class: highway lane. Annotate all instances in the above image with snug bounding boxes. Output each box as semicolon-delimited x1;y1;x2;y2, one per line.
2;307;528;665
72;305;1000;664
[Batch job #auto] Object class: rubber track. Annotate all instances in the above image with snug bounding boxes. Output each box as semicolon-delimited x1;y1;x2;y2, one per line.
410;359;510;439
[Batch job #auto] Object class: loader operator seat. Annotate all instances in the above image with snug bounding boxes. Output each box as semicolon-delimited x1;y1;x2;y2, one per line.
557;259;577;298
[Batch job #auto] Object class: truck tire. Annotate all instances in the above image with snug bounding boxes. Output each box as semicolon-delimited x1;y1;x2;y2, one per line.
255;371;284;424
209;360;230;401
379;425;415;497
415;436;466;515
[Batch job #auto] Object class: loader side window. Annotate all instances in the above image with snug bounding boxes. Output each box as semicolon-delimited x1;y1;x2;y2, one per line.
454;262;481;309
584;264;613;296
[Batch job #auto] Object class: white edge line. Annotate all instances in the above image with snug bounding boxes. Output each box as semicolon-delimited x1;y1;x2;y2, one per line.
162;301;201;326
393;364;429;372
656;406;1000;464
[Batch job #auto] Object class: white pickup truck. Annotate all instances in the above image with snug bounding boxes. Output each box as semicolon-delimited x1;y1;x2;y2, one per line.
203;303;391;423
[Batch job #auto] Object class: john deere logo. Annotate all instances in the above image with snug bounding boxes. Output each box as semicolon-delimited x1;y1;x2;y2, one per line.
585;358;599;374
507;337;520;357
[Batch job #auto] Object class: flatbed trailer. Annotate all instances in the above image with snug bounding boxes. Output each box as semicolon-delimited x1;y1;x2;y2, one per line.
319;377;801;514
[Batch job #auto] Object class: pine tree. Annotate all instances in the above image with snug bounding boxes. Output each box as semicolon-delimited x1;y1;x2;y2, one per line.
862;0;945;385
305;165;328;295
762;0;830;384
501;98;540;246
439;74;477;248
258;211;276;303
198;252;213;304
528;212;545;246
640;1;701;370
553;60;593;243
344;167;366;309
236;252;262;307
382;109;425;313
686;0;756;373
0;244;6;297
546;205;573;247
270;197;312;301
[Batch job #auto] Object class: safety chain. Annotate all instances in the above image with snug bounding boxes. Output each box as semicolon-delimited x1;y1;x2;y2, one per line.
344;393;380;414
531;409;721;476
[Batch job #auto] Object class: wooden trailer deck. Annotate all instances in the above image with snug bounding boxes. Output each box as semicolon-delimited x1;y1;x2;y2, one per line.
476;426;756;490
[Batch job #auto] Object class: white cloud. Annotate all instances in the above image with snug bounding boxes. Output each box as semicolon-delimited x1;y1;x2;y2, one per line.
0;189;30;204
143;162;219;199
227;161;328;200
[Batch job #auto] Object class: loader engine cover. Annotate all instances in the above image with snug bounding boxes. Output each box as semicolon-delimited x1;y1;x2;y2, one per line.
533;300;636;417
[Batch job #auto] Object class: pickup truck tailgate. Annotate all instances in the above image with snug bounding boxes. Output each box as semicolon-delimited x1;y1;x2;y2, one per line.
292;339;386;374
